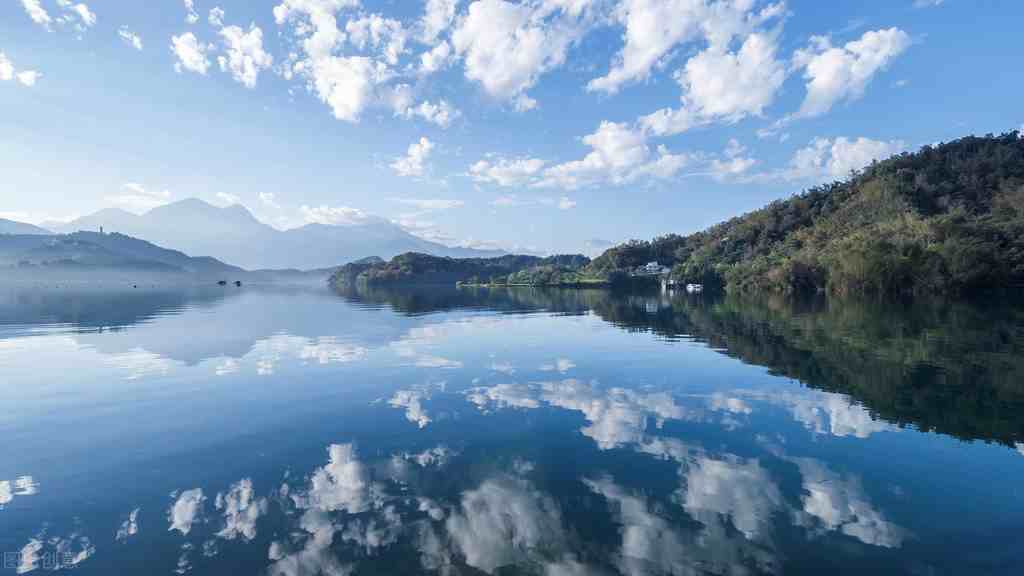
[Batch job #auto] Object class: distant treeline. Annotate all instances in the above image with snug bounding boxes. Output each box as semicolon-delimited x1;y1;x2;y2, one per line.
330;253;593;287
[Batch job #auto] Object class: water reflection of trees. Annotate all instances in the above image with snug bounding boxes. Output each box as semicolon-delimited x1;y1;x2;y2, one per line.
337;284;1024;446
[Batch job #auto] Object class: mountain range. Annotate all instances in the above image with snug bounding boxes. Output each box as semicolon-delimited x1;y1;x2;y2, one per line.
46;198;503;270
0;218;52;235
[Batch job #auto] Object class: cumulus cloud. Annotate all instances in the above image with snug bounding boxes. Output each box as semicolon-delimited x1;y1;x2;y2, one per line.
784;136;906;181
389;389;434;428
683;454;783;540
392;93;461;128
420;0;459;44
19;0;52;28
216;478;269;541
391;137;435;177
118;27;143;50
183;0;199;24
171;32;212;75
419;40;453;74
304;443;370;514
0;53;40;87
105;182;172;213
393;198;465;211
275;0;397;122
346;14;408;66
446;476;567;573
792;458;906;547
168;488;206;535
538;121;693;189
53;1;96;32
451;0;595;108
470;156;547;187
299;204;370;225
217;24;274;88
589;0;785;113
209;6;226;27
792;28;911;119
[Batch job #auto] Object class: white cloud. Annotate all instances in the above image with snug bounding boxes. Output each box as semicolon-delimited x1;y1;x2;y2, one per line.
683;454;782;540
215;478;269;541
171;32;212;75
419;40;453;74
709;155;757;181
308;56;388;122
393;198;465;211
105;182;173;213
184;0;199;24
395;97;461;128
168;488;206;535
784;136;906;181
0;52;40;87
391;137;435;177
304;443;370;514
118;27;143;50
676;31;785;123
420;0;459;44
470;156;547;187
209;6;226;27
538;121;692;189
258;192;281;209
275;0;394;123
0;54;13;81
792;458;906;547
218;24;274;88
215;192;242;206
299;204;370;226
587;0;704;93
15;70;39;87
446;476;566;573
793;28;911;119
451;0;595;108
19;0;52;29
389;389;433;428
588;0;784;96
913;0;943;7
557;196;576;210
51;1;96;31
346;14;408;66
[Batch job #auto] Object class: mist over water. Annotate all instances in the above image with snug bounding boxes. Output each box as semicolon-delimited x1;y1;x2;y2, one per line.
1;284;1022;575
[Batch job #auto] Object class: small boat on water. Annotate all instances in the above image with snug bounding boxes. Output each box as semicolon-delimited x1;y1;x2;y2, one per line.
686;283;703;294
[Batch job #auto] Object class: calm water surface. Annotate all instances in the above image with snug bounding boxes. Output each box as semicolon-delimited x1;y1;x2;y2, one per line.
1;284;1023;575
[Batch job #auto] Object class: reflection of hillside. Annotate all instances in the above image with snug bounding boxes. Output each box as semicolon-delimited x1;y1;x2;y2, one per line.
341;284;1024;446
332;283;608;316
591;292;1024;446
0;286;231;333
0;286;417;365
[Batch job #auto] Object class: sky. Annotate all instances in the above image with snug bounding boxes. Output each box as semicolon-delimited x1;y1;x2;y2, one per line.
1;0;1021;255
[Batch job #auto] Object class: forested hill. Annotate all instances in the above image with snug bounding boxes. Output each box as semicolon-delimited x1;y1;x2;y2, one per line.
586;131;1024;295
330;252;591;286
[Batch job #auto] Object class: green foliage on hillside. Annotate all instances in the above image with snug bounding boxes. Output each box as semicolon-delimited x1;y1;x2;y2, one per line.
329;252;592;286
587;132;1024;295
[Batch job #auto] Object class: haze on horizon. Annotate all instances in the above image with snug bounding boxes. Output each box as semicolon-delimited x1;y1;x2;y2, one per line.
2;0;1022;255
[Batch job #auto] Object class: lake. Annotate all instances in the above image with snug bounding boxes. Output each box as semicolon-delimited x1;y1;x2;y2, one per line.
1;283;1022;575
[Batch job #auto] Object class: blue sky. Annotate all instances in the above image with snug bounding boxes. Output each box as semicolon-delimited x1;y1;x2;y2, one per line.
1;0;1021;255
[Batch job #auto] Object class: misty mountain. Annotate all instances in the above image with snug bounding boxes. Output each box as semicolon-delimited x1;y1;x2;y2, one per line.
53;198;504;270
0;218;52;235
0;231;246;277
